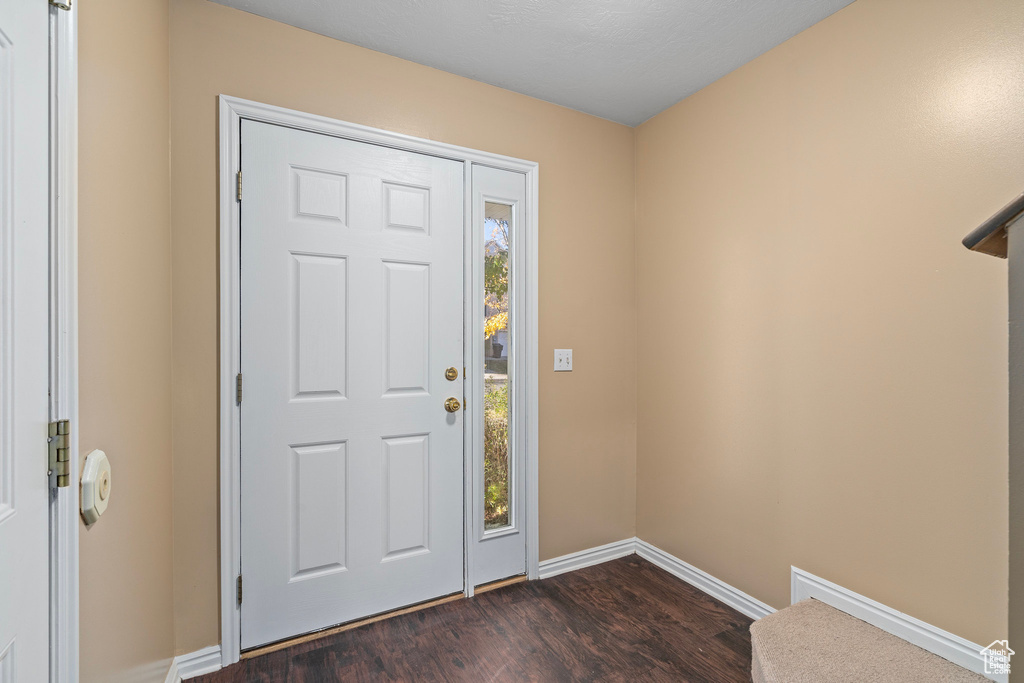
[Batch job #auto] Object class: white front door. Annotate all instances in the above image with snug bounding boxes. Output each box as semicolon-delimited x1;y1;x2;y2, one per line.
0;0;52;679
240;121;465;649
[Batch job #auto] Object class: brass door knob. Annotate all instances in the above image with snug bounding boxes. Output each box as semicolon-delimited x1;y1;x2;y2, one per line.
445;367;459;381
444;397;461;413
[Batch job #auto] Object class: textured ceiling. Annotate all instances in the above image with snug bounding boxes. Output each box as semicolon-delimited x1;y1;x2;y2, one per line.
211;0;856;126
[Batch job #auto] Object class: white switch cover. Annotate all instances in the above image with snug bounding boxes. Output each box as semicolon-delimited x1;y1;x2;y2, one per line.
554;349;573;372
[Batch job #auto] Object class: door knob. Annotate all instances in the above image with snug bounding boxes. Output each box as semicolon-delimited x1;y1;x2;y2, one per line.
444;397;461;413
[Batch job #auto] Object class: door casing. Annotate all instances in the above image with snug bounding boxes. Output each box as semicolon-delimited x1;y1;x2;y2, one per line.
50;5;79;683
217;95;539;667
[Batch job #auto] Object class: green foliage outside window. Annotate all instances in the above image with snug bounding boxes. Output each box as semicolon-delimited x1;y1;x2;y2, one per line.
484;381;509;528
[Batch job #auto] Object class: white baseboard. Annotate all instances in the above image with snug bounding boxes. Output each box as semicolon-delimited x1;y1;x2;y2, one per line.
538;538;638;579
791;567;1003;683
635;539;775;620
165;645;222;683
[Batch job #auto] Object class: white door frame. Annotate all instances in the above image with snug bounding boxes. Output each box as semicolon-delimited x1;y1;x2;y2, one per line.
217;95;539;667
49;4;79;683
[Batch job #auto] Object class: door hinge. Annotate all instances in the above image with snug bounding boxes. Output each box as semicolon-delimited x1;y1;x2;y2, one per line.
236;170;242;201
48;419;71;488
49;0;72;10
237;575;243;605
236;373;243;404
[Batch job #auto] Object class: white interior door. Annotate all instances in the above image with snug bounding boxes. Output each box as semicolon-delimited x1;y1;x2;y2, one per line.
0;1;52;679
240;121;465;649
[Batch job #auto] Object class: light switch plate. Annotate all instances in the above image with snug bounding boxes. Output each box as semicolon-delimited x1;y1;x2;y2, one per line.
554;349;573;372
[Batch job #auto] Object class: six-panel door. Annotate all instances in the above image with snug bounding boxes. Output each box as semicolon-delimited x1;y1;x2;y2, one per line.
0;1;53;679
240;121;464;648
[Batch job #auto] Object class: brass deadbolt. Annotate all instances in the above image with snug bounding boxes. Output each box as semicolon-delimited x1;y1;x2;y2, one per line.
445;367;459;381
444;397;461;413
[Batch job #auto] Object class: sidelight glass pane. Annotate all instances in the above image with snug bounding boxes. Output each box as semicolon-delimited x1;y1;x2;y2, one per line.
484;202;512;530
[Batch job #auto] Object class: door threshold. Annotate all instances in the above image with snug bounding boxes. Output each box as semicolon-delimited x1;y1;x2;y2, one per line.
240;591;465;659
474;574;527;594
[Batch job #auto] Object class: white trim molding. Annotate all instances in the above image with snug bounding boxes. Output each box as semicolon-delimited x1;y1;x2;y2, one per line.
48;4;78;683
523;165;539;582
538;538;638;579
636;540;775;620
217;94;242;669
218;95;540;667
165;645;223;683
791;567;1003;682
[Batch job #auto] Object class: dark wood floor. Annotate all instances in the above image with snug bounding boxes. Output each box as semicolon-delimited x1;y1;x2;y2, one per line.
193;555;753;682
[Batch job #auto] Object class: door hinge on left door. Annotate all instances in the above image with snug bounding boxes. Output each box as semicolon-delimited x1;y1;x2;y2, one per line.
49;0;71;10
236;170;242;201
48;419;71;488
236;373;243;404
237;575;243;605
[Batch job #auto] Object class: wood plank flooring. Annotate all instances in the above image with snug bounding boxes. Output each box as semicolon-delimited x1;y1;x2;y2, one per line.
192;555;753;682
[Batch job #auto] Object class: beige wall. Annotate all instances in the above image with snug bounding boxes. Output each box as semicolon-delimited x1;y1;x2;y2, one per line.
168;0;637;654
635;0;1022;646
79;0;175;680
